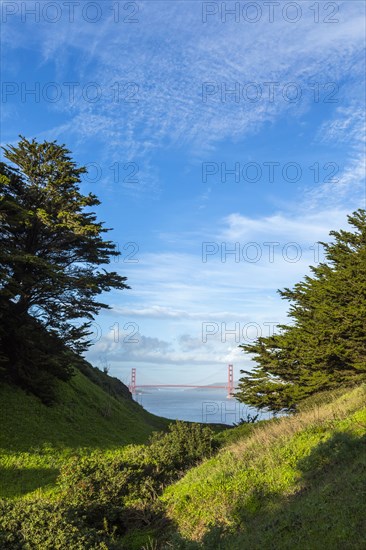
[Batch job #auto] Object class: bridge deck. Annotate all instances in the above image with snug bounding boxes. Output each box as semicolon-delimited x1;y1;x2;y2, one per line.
134;384;228;388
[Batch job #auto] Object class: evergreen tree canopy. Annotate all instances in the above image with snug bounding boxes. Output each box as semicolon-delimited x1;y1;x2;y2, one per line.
236;210;366;412
0;137;129;400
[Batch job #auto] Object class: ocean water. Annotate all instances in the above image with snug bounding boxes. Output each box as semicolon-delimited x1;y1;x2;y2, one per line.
133;388;270;425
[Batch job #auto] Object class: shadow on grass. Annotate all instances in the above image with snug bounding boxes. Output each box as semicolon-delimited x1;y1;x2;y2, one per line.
0;467;59;498
165;430;366;549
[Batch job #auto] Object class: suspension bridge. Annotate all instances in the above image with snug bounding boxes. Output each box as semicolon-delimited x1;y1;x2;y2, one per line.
128;364;235;399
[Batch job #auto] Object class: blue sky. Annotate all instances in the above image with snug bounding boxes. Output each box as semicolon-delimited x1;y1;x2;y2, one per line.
1;0;365;387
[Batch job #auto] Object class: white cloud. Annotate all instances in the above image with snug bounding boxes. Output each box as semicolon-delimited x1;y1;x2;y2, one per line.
307;104;366;210
6;0;364;161
219;210;348;243
86;205;356;380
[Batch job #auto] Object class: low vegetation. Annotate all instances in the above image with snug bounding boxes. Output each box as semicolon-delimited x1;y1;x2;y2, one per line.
0;389;218;549
162;384;366;548
0;367;169;500
1;381;365;548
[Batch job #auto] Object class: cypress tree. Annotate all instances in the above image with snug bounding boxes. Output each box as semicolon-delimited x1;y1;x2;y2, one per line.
236;210;366;412
0;137;129;401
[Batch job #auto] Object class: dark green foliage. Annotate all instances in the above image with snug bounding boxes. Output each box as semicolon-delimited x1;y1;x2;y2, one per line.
233;412;259;426
0;137;129;401
0;312;76;404
0;498;113;549
236;209;366;412
78;359;132;401
55;422;217;539
147;421;218;474
58;422;217;502
58;451;144;532
0;422;217;548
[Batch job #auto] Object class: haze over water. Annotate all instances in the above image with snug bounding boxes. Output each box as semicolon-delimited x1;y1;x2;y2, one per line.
134;388;271;425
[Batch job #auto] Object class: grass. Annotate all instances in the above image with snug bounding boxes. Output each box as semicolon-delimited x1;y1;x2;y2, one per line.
0;369;169;499
162;384;366;549
1;370;365;549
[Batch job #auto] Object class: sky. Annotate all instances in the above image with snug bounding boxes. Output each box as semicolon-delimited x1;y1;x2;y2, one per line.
1;0;365;388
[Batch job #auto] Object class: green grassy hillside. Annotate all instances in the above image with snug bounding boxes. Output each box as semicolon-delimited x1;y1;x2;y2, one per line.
1;370;365;549
162;384;366;549
0;369;169;499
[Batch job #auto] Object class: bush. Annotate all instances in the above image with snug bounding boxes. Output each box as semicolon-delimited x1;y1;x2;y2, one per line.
0;423;219;548
59;423;217;507
58;451;145;533
147;422;217;475
57;423;218;534
59;451;137;506
0;498;113;549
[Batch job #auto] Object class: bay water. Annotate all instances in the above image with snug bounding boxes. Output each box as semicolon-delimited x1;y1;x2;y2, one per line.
133;388;270;425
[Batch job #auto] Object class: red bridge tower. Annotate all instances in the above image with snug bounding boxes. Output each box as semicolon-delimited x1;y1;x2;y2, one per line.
227;363;234;398
129;367;136;395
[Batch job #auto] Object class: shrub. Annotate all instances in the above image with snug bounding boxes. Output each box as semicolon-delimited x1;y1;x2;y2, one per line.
59;451;137;506
0;498;113;549
59;423;217;508
56;423;218;535
147;422;217;475
58;451;145;533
